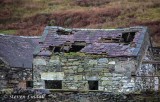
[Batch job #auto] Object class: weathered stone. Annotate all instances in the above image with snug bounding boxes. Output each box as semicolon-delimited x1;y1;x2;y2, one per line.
87;76;98;80
108;61;116;64
74;75;83;81
71;66;78;69
68;59;78;61
68;86;77;90
61;62;66;66
101;81;108;86
33;58;47;65
64;69;74;74
103;73;112;76
61;59;67;62
50;59;60;65
77;68;84;73
98;58;108;64
72;61;80;65
115;62;126;73
102;68;109;73
66;62;73;66
101;77;110;80
99;86;104;91
88;60;98;66
41;72;64;80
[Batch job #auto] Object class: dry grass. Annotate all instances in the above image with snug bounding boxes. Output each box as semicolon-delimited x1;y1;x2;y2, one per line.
73;0;111;7
0;0;160;46
51;6;121;28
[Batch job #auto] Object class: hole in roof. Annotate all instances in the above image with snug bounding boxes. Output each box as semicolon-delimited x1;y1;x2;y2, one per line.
56;29;72;35
99;38;120;43
123;43;129;45
122;32;136;43
0;59;5;65
49;46;54;51
54;47;61;52
68;45;85;52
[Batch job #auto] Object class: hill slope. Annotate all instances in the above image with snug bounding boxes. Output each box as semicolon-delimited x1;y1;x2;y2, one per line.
0;0;160;46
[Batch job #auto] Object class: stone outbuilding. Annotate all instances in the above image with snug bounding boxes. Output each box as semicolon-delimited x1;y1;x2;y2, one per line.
0;34;39;89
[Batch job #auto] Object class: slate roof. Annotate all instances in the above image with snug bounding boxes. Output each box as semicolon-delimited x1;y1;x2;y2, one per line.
34;26;148;57
0;34;40;68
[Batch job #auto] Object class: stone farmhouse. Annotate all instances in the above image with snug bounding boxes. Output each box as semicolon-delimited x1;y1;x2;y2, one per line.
0;26;160;93
32;26;158;93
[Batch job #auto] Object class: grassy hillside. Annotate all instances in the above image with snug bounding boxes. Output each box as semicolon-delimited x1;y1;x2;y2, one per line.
0;0;160;46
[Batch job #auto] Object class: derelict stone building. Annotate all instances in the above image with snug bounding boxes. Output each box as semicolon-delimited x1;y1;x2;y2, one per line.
0;34;39;89
33;26;155;93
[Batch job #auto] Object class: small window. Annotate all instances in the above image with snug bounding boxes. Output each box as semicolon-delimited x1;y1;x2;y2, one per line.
45;80;62;89
88;81;98;90
26;81;33;88
131;72;136;77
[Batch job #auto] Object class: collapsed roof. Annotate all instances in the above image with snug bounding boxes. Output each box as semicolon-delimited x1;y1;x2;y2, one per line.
34;26;148;57
0;34;40;68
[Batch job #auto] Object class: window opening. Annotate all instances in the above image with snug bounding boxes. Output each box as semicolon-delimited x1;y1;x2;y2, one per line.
26;81;33;88
88;81;98;90
45;80;62;89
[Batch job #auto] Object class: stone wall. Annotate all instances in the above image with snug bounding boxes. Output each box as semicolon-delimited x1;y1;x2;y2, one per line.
0;67;32;89
136;32;150;69
33;55;137;93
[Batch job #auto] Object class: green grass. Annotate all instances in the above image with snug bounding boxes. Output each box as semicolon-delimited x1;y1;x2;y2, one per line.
0;30;17;35
64;52;86;57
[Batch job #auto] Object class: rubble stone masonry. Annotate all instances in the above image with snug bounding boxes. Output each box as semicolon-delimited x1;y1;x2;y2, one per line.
33;54;138;93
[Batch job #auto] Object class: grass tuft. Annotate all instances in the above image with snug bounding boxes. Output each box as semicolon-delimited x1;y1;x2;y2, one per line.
0;30;17;35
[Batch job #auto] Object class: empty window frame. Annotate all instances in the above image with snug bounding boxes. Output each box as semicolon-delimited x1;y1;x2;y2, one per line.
26;81;33;88
45;80;62;89
88;81;98;90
